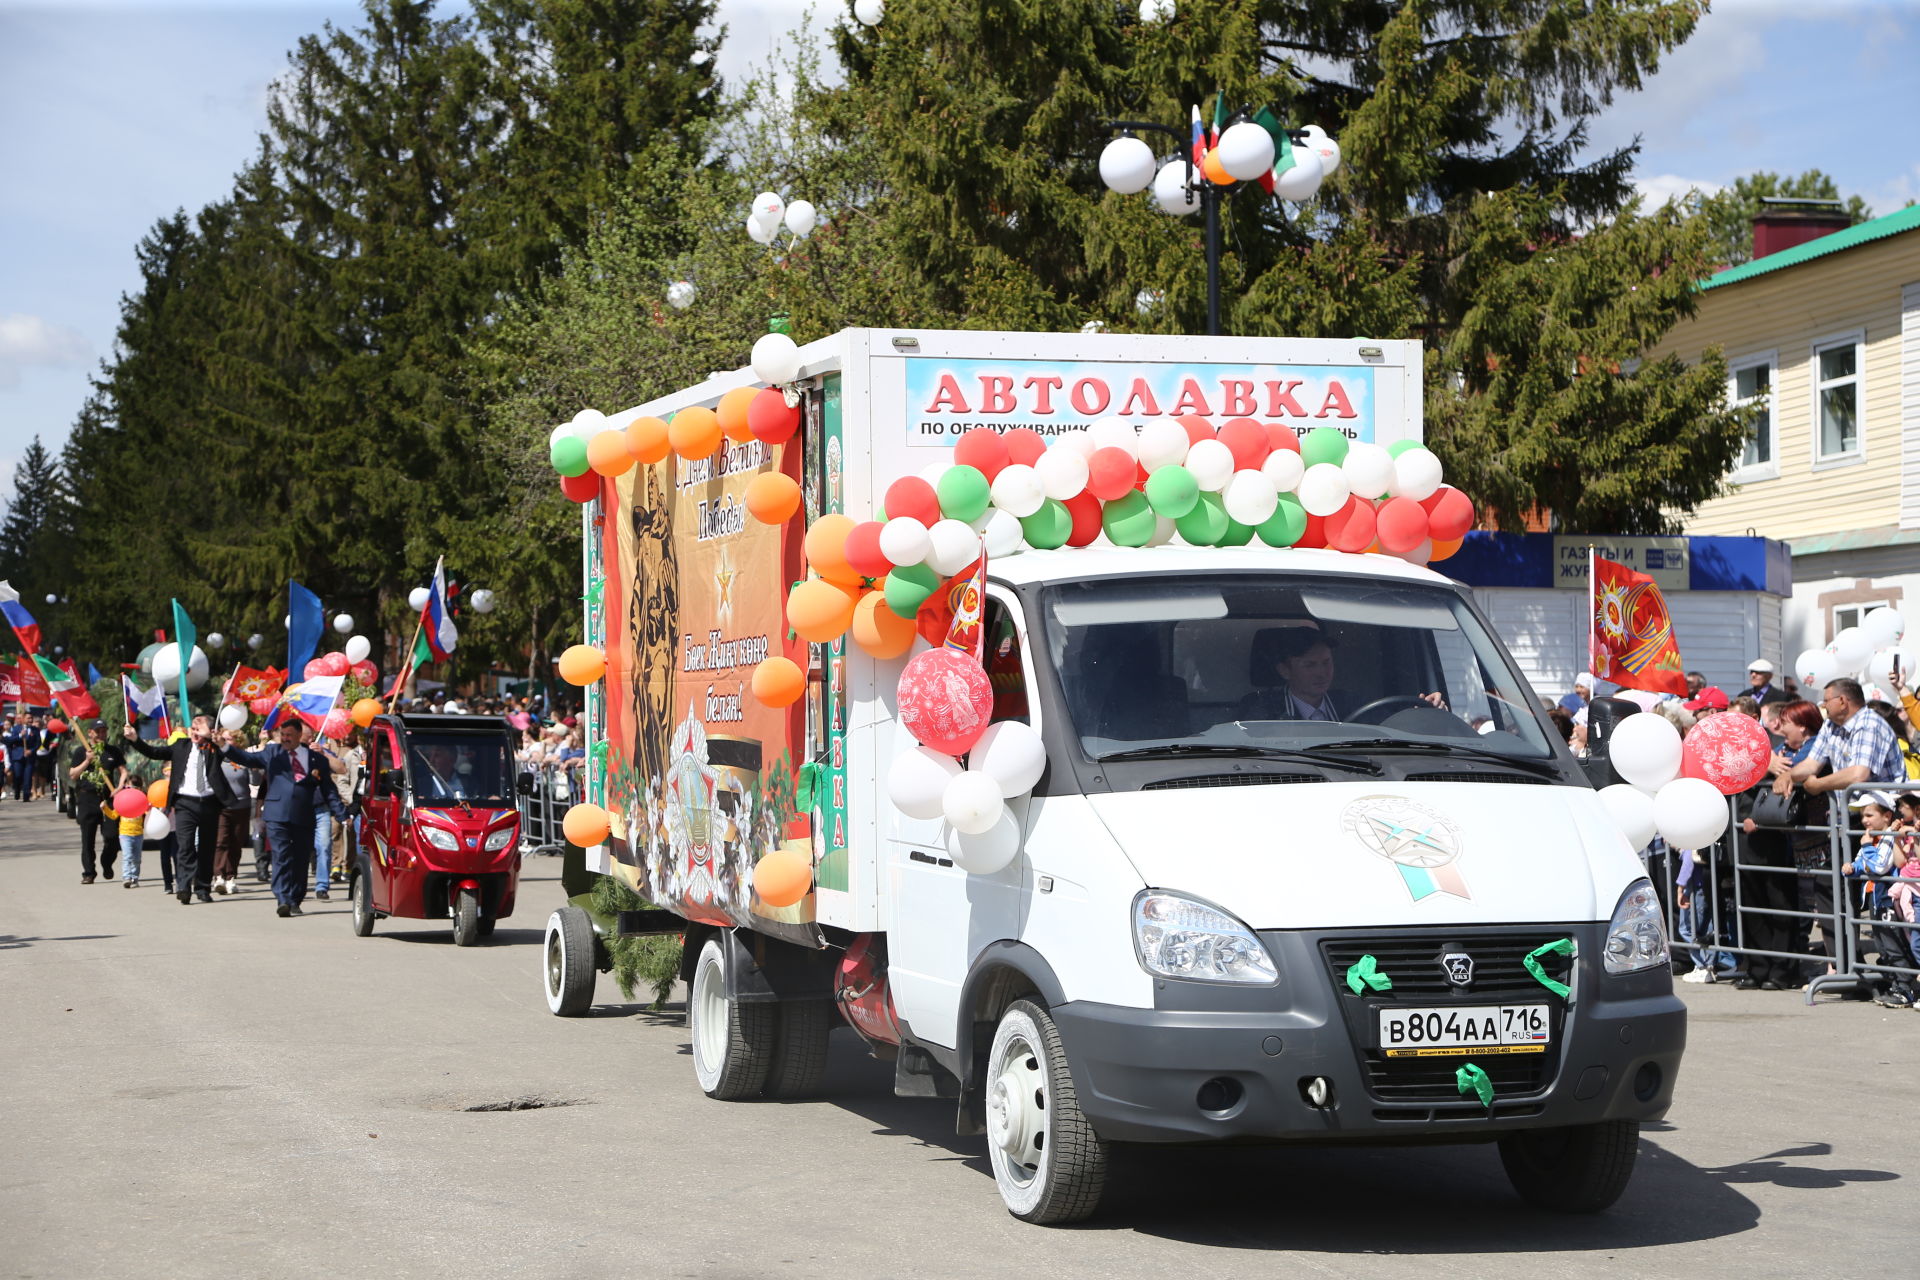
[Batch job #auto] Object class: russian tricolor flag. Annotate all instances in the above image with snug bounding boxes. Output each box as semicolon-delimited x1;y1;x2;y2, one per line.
266;674;344;734
0;581;42;655
423;557;458;660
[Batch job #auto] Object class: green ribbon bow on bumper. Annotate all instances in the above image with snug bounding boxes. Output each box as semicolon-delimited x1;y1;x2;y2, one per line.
1523;938;1575;1000
1456;1062;1493;1107
1345;954;1393;995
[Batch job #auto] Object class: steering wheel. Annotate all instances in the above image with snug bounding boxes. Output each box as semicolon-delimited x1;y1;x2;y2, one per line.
1346;695;1433;725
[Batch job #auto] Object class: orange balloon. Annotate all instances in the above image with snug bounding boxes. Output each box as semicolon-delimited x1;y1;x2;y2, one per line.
1202;149;1234;186
668;405;722;459
557;643;606;685
626;415;670;464
587;429;634;477
744;472;801;524
786;578;858;643
350;697;383;728
147;779;169;809
751;656;806;707
562;802;611;847
754;848;812;908
716;386;759;444
852;590;916;658
804;514;862;586
1430;535;1464;562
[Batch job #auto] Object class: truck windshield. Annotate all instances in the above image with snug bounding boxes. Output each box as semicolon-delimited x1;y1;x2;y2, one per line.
1039;573;1557;763
407;733;515;803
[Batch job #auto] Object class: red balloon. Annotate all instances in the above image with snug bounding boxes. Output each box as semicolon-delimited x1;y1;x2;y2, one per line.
953;428;1009;481
250;695;278;717
897;648;995;756
1086;447;1137;501
47;718;67;735
1422;485;1475;541
884;477;941;525
560;470;599;503
1062;491;1103;547
1323;495;1377;553
1296;513;1327;549
321;708;353;740
321;652;351;677
844;520;893;579
1217;418;1271;471
1264;423;1302;454
350;660;379;687
303;659;329;680
1682;710;1774;795
1002;428;1047;466
1374;496;1431;554
1176;415;1216;446
112;787;150;819
747;387;801;444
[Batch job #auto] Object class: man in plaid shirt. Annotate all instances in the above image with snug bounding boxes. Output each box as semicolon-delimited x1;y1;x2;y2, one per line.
1790;678;1905;794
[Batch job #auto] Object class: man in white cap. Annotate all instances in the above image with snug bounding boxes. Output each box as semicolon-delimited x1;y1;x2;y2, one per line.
1557;672;1594;716
1746;659;1789;707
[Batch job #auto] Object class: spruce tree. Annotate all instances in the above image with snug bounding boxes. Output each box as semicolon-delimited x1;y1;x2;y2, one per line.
0;437;60;584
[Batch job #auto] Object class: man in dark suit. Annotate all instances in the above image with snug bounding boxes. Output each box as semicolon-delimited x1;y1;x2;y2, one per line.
125;714;239;904
222;717;347;917
5;714;40;802
1745;660;1791;707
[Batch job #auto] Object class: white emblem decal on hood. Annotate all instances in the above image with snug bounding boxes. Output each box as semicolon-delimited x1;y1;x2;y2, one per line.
1341;795;1471;902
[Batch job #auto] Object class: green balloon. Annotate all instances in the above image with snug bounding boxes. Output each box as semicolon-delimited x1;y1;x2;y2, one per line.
1386;439;1424;459
1101;491;1156;547
1219;518;1254;547
936;464;991;522
550;435;590;478
884;563;942;619
1174;491;1229;545
1020;499;1072;550
1300;426;1350;469
1256;494;1308;546
1144;465;1200;519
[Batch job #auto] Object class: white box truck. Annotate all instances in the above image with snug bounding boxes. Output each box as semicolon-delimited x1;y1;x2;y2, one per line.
540;328;1685;1224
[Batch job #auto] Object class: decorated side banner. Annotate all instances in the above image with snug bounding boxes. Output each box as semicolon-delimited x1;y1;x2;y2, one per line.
0;662;20;701
1590;552;1687;696
15;656;50;706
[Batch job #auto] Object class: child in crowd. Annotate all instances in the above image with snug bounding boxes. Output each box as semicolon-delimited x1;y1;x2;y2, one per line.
114;798;144;888
1843;792;1915;1007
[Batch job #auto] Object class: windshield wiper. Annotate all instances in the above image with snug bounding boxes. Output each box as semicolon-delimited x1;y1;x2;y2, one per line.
1310;738;1564;778
1094;743;1382;774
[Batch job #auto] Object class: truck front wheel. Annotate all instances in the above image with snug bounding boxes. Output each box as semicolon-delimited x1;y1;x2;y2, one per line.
985;999;1108;1224
689;935;774;1100
1498;1119;1639;1213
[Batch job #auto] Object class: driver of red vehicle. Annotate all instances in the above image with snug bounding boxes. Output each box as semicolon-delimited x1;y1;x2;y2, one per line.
416;744;468;800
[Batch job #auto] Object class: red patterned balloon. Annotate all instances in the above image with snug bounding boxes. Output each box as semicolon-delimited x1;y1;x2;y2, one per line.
303;658;330;680
250;695;278;717
321;707;353;740
1680;711;1773;796
321;652;351;677
350;660;379;686
897;648;994;756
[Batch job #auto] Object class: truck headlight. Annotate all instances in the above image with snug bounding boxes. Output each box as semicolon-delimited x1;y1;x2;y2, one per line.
418;825;459;852
1603;880;1670;975
1132;891;1277;985
484;827;515;852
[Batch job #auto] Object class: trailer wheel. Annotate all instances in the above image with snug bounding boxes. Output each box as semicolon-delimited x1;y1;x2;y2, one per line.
452;887;482;947
763;999;834;1100
985;999;1108;1224
350;871;375;937
543;907;596;1017
689;935;773;1100
1498;1119;1640;1213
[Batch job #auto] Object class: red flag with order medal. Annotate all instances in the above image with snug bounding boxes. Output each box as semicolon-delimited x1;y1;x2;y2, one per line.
1589;554;1687;696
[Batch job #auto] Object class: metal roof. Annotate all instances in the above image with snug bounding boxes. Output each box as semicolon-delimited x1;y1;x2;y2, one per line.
1699;202;1920;291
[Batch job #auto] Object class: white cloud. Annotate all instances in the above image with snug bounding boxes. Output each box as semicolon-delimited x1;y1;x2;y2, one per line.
0;315;91;390
1633;174;1723;209
1864;163;1920;220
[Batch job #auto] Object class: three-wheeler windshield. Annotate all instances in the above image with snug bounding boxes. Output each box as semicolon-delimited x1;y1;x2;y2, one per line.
1038;573;1558;763
406;732;516;803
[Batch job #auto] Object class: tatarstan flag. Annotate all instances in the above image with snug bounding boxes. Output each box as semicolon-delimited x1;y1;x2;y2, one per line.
36;654;101;719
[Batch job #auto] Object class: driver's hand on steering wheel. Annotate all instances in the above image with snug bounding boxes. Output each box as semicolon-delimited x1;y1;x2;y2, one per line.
1419;691;1449;710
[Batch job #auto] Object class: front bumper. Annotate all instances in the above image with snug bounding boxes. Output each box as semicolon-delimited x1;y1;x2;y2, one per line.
1051;923;1685;1144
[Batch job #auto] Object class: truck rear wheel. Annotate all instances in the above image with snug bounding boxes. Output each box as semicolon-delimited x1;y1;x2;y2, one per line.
985;999;1108;1224
763;999;834;1100
689;935;774;1100
1498;1119;1640;1213
350;871;375;937
543;907;596;1016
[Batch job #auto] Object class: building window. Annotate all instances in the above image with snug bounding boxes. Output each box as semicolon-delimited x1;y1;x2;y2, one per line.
1833;601;1890;634
1728;352;1775;476
1812;334;1862;461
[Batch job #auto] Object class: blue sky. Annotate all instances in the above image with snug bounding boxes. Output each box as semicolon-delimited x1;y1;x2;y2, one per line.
1;0;1914;502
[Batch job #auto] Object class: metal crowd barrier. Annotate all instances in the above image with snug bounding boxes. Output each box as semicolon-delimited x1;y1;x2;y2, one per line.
517;763;576;857
1653;780;1920;1004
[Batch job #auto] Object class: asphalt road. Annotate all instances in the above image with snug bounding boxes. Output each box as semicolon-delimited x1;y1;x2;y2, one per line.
3;799;1914;1279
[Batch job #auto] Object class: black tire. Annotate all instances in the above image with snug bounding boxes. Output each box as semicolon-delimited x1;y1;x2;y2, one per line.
688;935;774;1100
544;907;596;1016
763;999;834;1100
350;871;375;937
1498;1119;1640;1213
985;999;1108;1224
451;887;481;947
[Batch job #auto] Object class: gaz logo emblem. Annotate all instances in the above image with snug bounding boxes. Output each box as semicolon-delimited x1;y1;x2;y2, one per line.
1440;951;1474;987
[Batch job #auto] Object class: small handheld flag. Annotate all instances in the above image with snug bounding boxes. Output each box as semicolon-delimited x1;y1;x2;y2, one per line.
0;582;42;655
423;557;458;660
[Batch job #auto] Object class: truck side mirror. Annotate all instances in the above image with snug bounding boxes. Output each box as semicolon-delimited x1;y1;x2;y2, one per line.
516;771;535;797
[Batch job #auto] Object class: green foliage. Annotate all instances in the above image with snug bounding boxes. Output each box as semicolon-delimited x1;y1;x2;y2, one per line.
1684;169;1872;269
588;874;683;1008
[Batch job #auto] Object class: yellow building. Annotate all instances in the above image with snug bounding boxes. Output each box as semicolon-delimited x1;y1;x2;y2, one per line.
1650;203;1920;668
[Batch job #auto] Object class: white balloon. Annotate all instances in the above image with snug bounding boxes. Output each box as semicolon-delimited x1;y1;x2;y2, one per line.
1223;471;1280;526
970;720;1047;797
888;745;964;820
982;508;1026;557
1869;645;1917;691
1609;711;1684;790
1863;606;1906;649
926;519;981;575
567;408;606;442
1273;146;1324;201
666;280;697;309
1598;783;1658;851
942;770;1005;835
745;212;776;245
1260;448;1305;493
1216;120;1277;182
144;809;174;840
1152;159;1200;216
1138;0;1174;22
217;703;248;732
205;632;225;651
751;331;802;385
1034;447;1090;500
1185;438;1235;492
1654;776;1730;850
853;0;884;25
1136;420;1191;471
878;517;931;567
945;809;1022;875
751;191;785;227
1087;416;1139;457
1795;647;1839;693
408;587;431;612
1051;429;1096;459
1297;462;1351;516
331;613;353;635
1829;626;1873;674
783;200;818;237
547;422;573;450
1398;538;1433;567
150;645;210;691
1300;124;1341;176
1342;442;1395;500
1391;446;1444;501
469;588;495;614
1098;136;1157;195
990;464;1046;518
246;633;263;651
344;635;371;664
